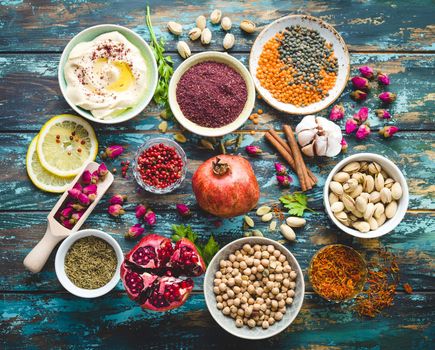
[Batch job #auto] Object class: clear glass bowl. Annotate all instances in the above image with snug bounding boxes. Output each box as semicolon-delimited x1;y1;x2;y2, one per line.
132;138;187;194
308;244;367;302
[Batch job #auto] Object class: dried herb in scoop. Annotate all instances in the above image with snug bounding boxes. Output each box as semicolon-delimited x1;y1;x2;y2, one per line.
64;236;117;289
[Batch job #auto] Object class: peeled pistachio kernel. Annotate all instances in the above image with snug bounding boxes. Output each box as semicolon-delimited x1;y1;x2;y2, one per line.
188;27;202;41
177;41;191;59
280;224;296;241
210;9;222;24
385;201;398;219
342;161;360;173
330;201;344;213
333;172;350;183
201;28;212;45
329;181;343;195
261;213;273;222
285;216;306;227
391;182;403;200
196;15;206;30
240;20;256;33
256;206;271;216
352;221;370;233
244;215;254;228
167;21;182;35
380;187;392;204
223;33;235;50
221;16;232;30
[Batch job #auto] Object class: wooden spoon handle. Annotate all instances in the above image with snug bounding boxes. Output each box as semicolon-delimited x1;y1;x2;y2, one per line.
23;226;63;273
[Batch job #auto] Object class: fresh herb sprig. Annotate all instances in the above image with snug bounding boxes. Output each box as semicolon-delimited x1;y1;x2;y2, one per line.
146;5;173;117
172;224;220;266
279;192;314;217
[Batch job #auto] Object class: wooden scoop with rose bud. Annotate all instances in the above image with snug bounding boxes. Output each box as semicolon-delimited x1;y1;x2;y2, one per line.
23;161;113;273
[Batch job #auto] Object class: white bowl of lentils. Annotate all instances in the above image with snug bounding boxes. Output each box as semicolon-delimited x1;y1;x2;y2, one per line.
204;237;304;339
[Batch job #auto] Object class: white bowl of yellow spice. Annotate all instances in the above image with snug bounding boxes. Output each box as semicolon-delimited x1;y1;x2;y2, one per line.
55;229;123;298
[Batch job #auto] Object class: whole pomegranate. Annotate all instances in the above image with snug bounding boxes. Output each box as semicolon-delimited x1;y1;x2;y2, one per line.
192;155;260;218
121;234;205;312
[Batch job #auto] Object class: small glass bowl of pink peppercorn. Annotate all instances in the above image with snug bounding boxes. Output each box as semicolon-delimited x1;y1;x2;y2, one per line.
132;138;187;194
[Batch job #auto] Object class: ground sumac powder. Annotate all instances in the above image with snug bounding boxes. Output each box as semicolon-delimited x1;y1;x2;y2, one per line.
176;61;247;128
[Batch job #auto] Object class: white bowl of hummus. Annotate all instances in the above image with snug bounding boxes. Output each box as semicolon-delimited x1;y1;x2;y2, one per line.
59;24;158;124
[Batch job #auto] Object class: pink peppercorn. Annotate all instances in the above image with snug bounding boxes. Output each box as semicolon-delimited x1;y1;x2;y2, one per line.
137;143;183;189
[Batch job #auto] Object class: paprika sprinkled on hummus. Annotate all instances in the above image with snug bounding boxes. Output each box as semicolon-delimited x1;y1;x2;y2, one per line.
176;61;247;128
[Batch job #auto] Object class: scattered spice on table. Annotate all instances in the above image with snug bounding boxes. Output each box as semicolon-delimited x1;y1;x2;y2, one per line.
309;245;367;301
176;61;247;128
136;143;183;189
257;25;338;106
354;248;400;317
64;236;117;289
403;283;413;294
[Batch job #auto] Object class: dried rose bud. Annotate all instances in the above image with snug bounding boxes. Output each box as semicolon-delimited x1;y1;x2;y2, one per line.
73;182;82;191
69;211;84;225
109;194;127;205
81;170;92;185
351;76;370;90
245;145;262;155
97;163;109;178
62;219;74;229
108;204;125;217
358;66;374;79
91;171;99;184
377;72;390;85
135;204;147;219
125;224;145;239
277;175;292;187
345;118;359;134
88;193;97;202
176;204;191;217
375;109;391;119
68;188;82;200
329;104;345;121
340;138;348;153
353;107;369;124
104;145;124;159
379;125;399;138
379;92;396;104
350;90;368;102
274;162;287;175
60;207;73;219
78;192;91;206
71;203;86;211
144;210;157;226
356;124;371;140
82;184;97;195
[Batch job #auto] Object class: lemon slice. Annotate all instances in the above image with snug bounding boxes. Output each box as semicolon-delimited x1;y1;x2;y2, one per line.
37;114;98;177
26;136;75;193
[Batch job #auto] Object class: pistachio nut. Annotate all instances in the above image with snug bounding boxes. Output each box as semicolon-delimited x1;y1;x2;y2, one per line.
343;178;359;193
188;27;202;41
329;181;343;196
244;215;254;228
334;211;348;222
373;202;385;219
363;202;375;220
196;15;206;30
352;221;370;233
355;196;368;213
280;224;296;241
261;212;273;222
177;41;191;59
363;175;375;193
252;229;264;237
167;21;182;35
221;16;232;30
333;172;350;183
352;172;365;184
329;192;339;205
376;213;387;226
342;161;360;173
342;194;356;212
391;182;403;200
384;178;394;189
368;217;379;230
375;173;385;192
240;20;256;33
380;187;392;204
369;191;381;203
351;209;364;219
201;28;212;45
385;201;398;219
368;162;382;175
210;9;222;24
223;33;235;50
330;201;344;213
256;206;271;216
349;184;363;199
286;216;306;227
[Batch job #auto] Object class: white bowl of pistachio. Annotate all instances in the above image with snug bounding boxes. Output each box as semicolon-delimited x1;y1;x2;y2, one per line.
324;153;409;239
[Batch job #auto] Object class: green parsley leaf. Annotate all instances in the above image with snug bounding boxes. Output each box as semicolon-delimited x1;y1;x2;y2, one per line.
279;192;313;217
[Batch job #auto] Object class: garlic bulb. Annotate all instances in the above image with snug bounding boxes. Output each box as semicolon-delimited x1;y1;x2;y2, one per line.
295;115;342;157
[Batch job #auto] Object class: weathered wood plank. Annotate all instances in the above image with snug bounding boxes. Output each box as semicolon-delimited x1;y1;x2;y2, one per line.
1;211;433;292
1;0;434;52
2;292;434;349
0;53;434;131
0;131;433;212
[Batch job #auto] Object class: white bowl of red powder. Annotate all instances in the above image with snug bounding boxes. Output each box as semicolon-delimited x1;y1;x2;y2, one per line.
169;51;256;137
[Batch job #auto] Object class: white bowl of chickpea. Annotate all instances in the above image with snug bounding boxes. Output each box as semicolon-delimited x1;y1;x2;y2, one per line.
204;237;305;339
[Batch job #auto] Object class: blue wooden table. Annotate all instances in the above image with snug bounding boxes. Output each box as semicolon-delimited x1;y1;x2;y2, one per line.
1;1;434;348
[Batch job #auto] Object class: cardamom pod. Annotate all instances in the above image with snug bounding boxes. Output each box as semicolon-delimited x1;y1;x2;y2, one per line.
174;133;187;143
158;121;168;133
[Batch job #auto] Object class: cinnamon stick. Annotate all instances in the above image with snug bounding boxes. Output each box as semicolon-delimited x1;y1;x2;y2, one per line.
267;129;317;185
283;125;311;191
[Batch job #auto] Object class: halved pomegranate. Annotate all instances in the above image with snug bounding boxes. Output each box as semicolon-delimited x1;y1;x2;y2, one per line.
125;234;173;269
121;234;205;312
169;238;206;277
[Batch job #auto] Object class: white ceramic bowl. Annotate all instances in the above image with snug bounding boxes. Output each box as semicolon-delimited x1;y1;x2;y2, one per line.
58;24;158;124
324;153;409;239
168;51;256;137
55;229;123;298
204;237;305;340
249;15;350;115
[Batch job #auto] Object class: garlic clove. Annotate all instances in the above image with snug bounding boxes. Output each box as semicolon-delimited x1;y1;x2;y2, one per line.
297;129;317;147
301;143;315;157
295;115;317;133
314;135;328;156
325;136;342;157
